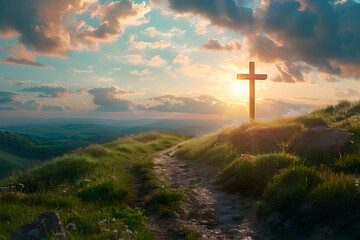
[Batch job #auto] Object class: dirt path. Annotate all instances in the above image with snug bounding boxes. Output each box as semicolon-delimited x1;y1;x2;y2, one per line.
147;142;274;240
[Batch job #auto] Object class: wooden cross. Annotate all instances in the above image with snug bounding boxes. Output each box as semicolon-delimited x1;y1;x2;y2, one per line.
237;61;267;121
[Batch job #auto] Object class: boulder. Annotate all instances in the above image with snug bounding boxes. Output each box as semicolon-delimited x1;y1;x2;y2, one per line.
293;126;353;153
11;211;65;240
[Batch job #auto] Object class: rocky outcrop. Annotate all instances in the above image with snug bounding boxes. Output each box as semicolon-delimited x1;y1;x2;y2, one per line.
11;211;65;240
293;126;353;153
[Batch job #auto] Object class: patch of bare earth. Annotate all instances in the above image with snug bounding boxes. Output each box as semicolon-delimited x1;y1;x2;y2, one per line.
147;142;274;240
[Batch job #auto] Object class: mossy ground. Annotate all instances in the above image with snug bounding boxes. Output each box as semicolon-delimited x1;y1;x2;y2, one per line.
0;132;190;239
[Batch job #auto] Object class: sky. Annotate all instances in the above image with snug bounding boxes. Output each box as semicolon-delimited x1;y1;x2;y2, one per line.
0;0;360;121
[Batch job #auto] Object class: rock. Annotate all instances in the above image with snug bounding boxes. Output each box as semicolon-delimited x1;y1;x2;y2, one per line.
218;125;296;153
266;212;281;226
168;212;181;219
207;219;218;226
188;210;201;218
293;126;353;153
202;210;215;219
11;211;65;240
200;220;208;225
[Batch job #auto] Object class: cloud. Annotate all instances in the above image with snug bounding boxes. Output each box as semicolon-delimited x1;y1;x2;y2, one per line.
0;0;150;56
0;91;19;104
201;39;241;52
173;54;190;65
22;85;69;98
2;77;27;86
74;69;93;73
271;61;311;83
160;0;360;79
123;54;167;66
41;105;63;111
335;88;359;98
129;35;170;49
130;69;151;76
88;86;134;112
256;98;316;119
141;26;185;38
165;0;254;33
147;55;167;66
0;45;53;69
143;94;246;116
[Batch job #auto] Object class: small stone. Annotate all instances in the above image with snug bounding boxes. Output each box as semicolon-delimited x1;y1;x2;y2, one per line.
188;211;201;218
202;211;215;219
207;219;218;226
168;212;180;219
200;220;208;225
190;219;196;222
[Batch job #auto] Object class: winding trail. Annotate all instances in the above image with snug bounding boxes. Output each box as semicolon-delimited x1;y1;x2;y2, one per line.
147;142;274;240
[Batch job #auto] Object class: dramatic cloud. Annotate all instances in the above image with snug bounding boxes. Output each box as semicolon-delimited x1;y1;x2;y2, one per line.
144;94;246;115
0;0;150;56
0;45;52;69
201;39;241;52
164;0;254;33
271;61;311;83
160;0;360;79
22;85;69;98
88;86;134;112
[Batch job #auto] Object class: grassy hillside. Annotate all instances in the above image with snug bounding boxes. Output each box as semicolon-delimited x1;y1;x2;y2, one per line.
177;100;360;239
0;132;190;239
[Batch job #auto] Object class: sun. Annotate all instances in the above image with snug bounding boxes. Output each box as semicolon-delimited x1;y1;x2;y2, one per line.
230;81;248;99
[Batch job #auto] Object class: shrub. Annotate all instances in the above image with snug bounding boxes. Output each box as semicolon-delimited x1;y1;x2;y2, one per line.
14;154;97;192
263;166;323;211
293;116;328;128
311;173;359;220
78;179;130;203
219;153;299;196
223;122;303;153
83;144;109;158
146;187;184;214
335;152;360;173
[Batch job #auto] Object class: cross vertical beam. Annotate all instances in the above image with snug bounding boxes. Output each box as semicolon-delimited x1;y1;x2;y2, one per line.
237;61;267;121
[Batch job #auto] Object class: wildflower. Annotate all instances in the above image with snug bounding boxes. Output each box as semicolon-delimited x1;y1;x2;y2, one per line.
112;218;117;222
99;219;107;225
63;190;67;193
356;183;359;187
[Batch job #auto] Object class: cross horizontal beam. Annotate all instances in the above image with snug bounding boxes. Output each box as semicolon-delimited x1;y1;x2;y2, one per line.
237;73;267;80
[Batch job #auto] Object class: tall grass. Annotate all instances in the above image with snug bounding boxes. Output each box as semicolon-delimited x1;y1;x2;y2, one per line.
218;153;299;196
0;132;190;239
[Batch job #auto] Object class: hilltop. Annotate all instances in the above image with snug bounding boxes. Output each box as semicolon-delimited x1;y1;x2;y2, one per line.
1;100;360;239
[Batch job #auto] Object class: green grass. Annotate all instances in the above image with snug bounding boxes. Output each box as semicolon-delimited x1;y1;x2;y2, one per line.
176;100;360;238
0;132;189;239
218;153;299;196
